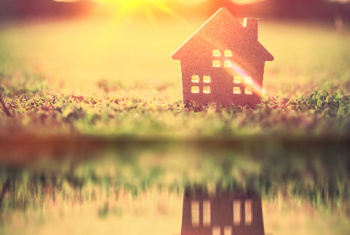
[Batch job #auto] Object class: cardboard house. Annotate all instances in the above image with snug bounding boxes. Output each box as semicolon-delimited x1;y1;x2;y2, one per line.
181;188;265;235
172;8;274;106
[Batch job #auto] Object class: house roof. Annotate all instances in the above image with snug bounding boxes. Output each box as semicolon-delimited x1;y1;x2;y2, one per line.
172;8;274;62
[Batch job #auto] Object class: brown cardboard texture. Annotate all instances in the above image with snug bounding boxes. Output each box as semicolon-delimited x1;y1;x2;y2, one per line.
181;187;265;235
172;8;274;106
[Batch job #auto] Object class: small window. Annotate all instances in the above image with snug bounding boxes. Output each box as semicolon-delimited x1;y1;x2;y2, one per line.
203;200;211;226
233;87;241;95
213;49;221;57
233;200;241;225
191;201;200;226
224;226;232;235
224;50;233;57
233;76;241;84
203;76;211;83
213;60;221;67
245;87;253;95
191;86;199;94
212;226;220;235
245;200;253;225
224;60;232;67
244;77;253;84
191;75;200;83
203;86;211;94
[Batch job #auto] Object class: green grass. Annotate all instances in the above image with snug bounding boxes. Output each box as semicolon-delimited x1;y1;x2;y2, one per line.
1;18;350;235
0;19;350;138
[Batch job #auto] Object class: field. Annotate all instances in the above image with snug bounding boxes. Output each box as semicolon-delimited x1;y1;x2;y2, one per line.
0;16;350;235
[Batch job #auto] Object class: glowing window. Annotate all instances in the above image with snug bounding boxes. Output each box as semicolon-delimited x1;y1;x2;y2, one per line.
224;50;233;57
245;77;253;84
191;75;200;83
245;87;253;95
203;76;211;83
233;87;241;95
233;76;241;84
191;86;199;94
191;201;199;226
203;86;211;94
224;60;232;67
213;49;221;57
203;200;211;226
212;226;220;235
233;200;241;225
224;226;232;235
245;200;253;225
213;60;221;67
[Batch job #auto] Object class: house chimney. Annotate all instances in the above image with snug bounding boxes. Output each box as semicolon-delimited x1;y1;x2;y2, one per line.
243;18;259;40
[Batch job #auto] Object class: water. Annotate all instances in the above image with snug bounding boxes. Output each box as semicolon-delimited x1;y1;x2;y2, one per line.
0;138;349;234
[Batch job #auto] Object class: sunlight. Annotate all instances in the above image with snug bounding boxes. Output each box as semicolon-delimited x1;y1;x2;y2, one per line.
231;0;266;4
54;0;266;17
225;61;263;96
92;0;175;18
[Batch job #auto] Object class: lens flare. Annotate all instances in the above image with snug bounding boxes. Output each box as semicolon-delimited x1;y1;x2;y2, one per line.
210;48;263;96
225;61;263;96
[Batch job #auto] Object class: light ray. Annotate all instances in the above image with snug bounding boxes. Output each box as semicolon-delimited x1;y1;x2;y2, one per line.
225;60;263;96
196;35;264;97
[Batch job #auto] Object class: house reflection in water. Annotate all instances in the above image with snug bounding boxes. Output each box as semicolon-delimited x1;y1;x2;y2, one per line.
181;187;265;235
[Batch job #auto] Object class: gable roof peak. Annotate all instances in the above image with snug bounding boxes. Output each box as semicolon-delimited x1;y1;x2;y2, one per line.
172;7;274;62
214;7;234;18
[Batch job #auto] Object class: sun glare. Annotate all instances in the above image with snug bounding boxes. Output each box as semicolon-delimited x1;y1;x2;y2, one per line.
55;0;265;16
92;0;176;18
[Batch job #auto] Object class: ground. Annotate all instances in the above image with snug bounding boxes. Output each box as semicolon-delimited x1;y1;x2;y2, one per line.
0;17;350;235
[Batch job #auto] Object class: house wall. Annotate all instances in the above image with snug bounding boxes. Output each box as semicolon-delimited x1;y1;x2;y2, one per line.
180;54;265;106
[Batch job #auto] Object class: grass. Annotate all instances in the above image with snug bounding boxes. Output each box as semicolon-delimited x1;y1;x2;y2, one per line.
0;19;350;138
0;17;350;234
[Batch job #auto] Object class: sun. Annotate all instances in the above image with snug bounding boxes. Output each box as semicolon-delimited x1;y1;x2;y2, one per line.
93;0;175;18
